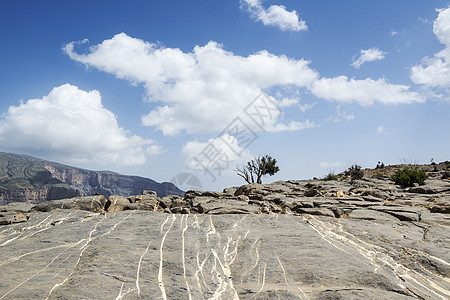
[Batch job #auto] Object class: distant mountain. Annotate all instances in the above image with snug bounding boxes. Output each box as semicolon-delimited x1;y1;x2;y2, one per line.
0;152;184;205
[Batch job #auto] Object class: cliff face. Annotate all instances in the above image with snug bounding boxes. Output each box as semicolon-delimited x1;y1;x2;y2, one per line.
0;186;82;204
0;152;183;204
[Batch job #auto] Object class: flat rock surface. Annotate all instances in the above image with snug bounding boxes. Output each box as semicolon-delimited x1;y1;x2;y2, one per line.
0;209;449;299
1;168;450;299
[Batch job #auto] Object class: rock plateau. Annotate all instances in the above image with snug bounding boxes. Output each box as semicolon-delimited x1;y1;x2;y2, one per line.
0;163;449;299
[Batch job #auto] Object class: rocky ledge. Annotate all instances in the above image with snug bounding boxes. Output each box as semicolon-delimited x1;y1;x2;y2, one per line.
0;175;449;299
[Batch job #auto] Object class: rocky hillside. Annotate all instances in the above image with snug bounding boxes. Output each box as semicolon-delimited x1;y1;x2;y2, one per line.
0;166;448;299
0;152;183;204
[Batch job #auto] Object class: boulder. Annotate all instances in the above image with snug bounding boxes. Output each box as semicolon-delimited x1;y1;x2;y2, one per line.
171;196;190;208
348;209;399;221
124;202;157;211
31;195;106;213
142;190;157;196
10;213;30;224
223;186;238;195
184;190;224;199
134;193;159;203
351;188;391;200
198;199;261;214
430;205;450;214
106;195;130;212
234;184;264;196
304;188;319;197
0;216;9;225
159;195;179;209
294;207;336;217
408;186;437;194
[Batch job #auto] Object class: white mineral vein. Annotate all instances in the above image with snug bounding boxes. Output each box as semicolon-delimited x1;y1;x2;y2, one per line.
300;215;450;299
0;232;23;247
115;282;125;300
254;262;266;297
44;221;101;300
115;281;136;300
240;239;260;284
0;243;76;266
181;215;193;300
206;215;218;244
0;213;57;246
45;211;132;299
194;251;208;298
136;235;152;296
277;255;308;300
0;238;85;300
158;215;176;300
99;210;134;238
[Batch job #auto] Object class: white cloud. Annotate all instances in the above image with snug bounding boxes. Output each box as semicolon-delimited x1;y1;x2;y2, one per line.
325;105;354;123
411;7;450;88
0;84;161;165
376;125;396;135
64;33;318;136
390;29;399;36
419;16;430;24
182;134;252;172
240;0;307;32
351;48;386;69
267;119;317;132
298;102;316;112
310;76;423;105
278;97;299;107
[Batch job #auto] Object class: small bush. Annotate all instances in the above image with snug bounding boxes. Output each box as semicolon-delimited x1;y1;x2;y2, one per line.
375;161;385;169
346;164;363;181
322;172;338;181
390;167;428;187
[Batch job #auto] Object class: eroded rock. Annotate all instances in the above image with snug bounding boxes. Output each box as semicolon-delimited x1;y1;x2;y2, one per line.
0;212;448;299
31;195;106;213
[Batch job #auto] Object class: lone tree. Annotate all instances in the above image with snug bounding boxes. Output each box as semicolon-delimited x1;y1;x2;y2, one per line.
236;155;280;184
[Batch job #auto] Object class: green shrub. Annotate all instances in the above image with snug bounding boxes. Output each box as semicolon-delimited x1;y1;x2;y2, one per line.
390;167;428;187
346;164;363;181
322;172;338;181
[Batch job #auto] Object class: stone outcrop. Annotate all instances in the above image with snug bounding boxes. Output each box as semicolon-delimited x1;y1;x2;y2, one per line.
0;171;449;299
0;152;183;204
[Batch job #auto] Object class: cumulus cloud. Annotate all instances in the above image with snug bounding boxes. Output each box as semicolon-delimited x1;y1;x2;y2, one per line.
64;33;318;135
325;105;354;123
411;7;450;88
278;97;299;107
182;134;252;172
351;48;386;69
0;84;161;165
298;102;316;112
240;0;307;32
310;76;423;105
267;119;317;132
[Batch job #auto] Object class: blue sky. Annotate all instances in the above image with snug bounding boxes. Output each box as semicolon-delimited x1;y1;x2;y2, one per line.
0;0;449;191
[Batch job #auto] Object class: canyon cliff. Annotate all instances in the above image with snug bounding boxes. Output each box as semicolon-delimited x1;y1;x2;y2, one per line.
0;152;183;204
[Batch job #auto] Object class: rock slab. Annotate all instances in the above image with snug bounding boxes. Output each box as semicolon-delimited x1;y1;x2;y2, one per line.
0;210;448;299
